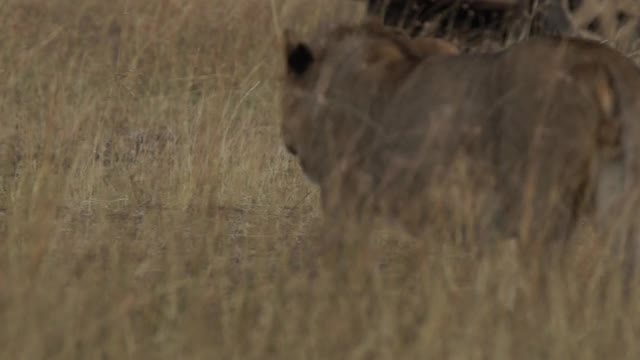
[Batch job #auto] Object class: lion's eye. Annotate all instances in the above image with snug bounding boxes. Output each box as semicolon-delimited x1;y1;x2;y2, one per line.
288;44;314;76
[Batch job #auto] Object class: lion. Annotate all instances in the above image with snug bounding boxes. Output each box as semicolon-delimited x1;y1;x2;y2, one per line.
280;21;640;258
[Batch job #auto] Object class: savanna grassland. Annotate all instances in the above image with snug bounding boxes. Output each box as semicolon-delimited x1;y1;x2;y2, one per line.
1;1;639;359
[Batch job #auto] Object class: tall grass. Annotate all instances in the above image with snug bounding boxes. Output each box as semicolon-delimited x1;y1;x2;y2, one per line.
0;0;638;359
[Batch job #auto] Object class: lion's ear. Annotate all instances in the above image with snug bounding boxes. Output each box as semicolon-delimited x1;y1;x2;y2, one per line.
570;62;618;119
365;39;414;69
284;29;314;76
570;62;620;145
408;37;460;57
364;33;453;69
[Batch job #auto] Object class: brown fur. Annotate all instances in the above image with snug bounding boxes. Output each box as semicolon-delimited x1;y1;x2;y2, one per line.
280;22;640;252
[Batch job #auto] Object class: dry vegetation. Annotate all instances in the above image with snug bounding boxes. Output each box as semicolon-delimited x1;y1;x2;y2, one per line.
0;0;639;359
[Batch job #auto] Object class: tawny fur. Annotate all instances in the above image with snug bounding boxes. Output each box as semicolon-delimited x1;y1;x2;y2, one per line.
280;22;640;254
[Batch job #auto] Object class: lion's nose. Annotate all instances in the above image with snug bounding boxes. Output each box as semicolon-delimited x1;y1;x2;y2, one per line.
285;143;298;156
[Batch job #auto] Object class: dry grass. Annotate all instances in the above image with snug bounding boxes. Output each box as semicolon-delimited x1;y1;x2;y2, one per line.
0;0;639;359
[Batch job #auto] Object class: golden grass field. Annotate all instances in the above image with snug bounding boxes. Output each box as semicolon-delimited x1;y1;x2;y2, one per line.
0;0;639;358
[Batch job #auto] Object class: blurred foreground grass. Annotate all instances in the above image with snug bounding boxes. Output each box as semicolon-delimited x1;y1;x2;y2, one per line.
0;1;638;359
